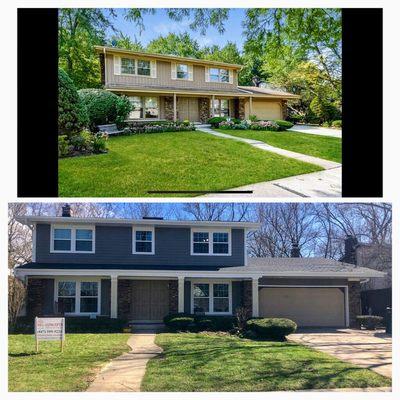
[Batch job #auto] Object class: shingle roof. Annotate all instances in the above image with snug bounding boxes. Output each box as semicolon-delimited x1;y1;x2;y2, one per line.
238;86;300;99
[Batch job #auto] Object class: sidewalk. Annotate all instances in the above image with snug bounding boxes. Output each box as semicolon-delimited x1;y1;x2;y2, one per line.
289;124;342;138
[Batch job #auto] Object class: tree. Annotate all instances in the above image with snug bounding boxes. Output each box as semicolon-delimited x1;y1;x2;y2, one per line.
201;42;242;65
107;33;144;51
8;276;27;332
59;9;117;88
147;33;201;58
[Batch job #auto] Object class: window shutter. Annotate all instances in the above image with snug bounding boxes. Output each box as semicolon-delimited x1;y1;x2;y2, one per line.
171;62;177;79
229;69;233;84
188;65;194;81
114;56;121;75
150;60;157;78
205;67;210;82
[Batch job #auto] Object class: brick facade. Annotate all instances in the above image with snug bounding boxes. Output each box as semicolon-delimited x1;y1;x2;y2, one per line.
164;96;174;121
199;98;210;123
168;280;178;313
238;98;246;120
117;279;132;319
27;278;47;317
348;281;362;328
242;280;253;315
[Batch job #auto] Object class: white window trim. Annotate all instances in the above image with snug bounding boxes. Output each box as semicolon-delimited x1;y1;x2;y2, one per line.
50;225;95;254
190;228;231;256
132;226;155;255
175;63;193;81
191;279;232;315
128;96;160;120
118;56;156;78
54;277;101;316
207;67;232;84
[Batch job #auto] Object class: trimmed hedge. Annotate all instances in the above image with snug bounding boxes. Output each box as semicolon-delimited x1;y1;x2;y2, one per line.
331;120;342;128
163;313;236;332
163;314;195;331
58;69;89;136
78;89;131;129
12;316;128;334
356;315;384;330
208;116;227;127
274;120;294;131
246;318;297;341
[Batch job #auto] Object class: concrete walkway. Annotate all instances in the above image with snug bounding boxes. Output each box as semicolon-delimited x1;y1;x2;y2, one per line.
87;333;161;392
289;124;342;138
289;329;392;379
197;127;341;197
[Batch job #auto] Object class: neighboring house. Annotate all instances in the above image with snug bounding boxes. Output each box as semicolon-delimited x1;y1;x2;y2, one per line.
14;209;385;328
94;46;299;123
340;236;392;316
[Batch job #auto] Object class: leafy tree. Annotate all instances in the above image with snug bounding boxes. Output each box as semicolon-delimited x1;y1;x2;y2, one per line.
59;9;117;89
58;69;89;136
107;33;144;51
147;33;201;57
201;42;242;65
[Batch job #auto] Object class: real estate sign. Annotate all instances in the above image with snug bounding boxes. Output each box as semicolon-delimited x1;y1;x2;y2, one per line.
34;317;65;352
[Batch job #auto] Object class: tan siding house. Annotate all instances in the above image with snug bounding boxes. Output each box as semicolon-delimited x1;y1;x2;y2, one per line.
95;46;299;123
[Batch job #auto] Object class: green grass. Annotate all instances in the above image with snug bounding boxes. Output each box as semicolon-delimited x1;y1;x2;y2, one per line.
58;131;322;197
142;333;390;391
8;334;130;392
216;129;342;163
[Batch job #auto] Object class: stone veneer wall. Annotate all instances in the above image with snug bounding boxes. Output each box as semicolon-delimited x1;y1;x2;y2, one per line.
168;280;178;314
281;100;288;120
199;98;210;123
238;98;246;120
164;96;174;121
242;280;253;315
27;278;46;317
118;279;132;319
349;281;362;328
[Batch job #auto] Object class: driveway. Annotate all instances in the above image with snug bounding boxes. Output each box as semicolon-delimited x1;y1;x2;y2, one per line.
289;329;391;378
289;124;342;138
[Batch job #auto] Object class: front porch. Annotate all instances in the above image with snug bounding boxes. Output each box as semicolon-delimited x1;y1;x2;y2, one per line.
25;273;261;321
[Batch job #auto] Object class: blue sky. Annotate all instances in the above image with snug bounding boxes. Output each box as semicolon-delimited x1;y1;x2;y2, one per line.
105;9;247;50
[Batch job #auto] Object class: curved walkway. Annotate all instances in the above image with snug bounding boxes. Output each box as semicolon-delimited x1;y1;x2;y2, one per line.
289;124;342;138
197;126;341;197
87;333;161;392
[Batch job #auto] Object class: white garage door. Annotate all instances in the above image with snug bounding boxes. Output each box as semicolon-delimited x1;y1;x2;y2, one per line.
252;101;282;120
259;287;346;327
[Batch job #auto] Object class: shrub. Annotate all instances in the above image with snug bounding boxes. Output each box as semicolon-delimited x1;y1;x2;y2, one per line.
309;97;341;124
69;129;94;153
194;315;237;332
58;68;88;136
12;317;128;334
249;114;258;122
287;114;303;124
235;307;251;332
331;120;342;128
250;120;280;131
356;315;384;330
124;122;196;135
8;276;26;333
58;135;70;157
79;89;131;129
166;316;195;331
208;116;227;127
274;120;294;131
92;133;109;153
246;318;297;341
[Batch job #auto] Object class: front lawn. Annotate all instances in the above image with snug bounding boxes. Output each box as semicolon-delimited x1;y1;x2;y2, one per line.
142;333;390;391
216;129;342;163
9;334;130;392
58;132;321;197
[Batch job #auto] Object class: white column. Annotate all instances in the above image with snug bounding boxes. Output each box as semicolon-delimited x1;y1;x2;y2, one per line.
252;277;259;317
173;93;177;122
110;275;118;319
178;277;185;313
249;96;253;116
211;95;215;117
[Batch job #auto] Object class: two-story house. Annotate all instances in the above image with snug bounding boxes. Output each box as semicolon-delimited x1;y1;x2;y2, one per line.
94;46;299;123
15;209;385;328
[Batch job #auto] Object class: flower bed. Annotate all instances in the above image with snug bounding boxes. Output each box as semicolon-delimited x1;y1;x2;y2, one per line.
123;121;196;135
58;130;109;158
217;118;286;132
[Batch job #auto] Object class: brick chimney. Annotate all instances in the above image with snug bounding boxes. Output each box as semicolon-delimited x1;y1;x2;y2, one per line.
290;241;301;258
341;235;358;264
61;204;71;217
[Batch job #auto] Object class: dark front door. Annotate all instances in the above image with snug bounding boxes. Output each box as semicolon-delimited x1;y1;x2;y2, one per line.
130;280;169;321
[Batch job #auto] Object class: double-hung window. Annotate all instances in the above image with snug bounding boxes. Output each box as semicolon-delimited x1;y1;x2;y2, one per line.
137;60;151;76
192;282;231;314
121;58;135;75
176;64;189;79
51;226;95;253
56;279;100;315
191;229;231;255
120;58;152;77
209;68;230;83
133;227;155;254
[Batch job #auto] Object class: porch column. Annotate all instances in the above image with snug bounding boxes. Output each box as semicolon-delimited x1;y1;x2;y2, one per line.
251;277;259;317
110;275;118;319
249;96;253;116
178;276;185;313
211;94;215;117
173;93;177;122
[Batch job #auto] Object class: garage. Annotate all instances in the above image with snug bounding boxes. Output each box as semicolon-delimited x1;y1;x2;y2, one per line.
259;287;346;327
249;100;282;120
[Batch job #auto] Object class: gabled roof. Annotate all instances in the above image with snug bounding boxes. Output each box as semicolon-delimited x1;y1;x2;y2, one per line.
238;86;300;99
15;215;260;230
94;46;243;69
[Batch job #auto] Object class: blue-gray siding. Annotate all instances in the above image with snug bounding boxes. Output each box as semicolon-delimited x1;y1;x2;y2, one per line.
36;224;245;267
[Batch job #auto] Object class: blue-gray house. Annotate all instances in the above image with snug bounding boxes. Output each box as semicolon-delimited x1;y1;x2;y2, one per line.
15;210;385;328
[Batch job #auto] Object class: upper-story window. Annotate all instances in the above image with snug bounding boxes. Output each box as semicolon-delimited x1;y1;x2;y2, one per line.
209;68;230;83
51;225;95;253
191;229;231;256
171;62;193;80
132;227;155;254
115;56;156;78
